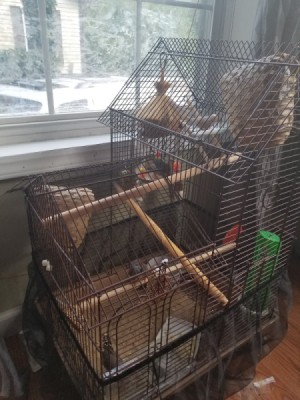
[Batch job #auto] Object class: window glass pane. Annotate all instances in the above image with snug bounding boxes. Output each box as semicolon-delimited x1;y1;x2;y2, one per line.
0;0;48;116
141;1;213;59
49;0;135;114
0;0;213;118
0;94;42;115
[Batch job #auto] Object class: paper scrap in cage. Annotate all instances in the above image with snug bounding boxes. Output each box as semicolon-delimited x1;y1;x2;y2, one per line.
103;317;201;399
152;317;201;383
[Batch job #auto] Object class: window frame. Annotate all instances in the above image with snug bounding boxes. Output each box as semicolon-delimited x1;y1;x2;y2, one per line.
0;0;217;146
2;0;253;180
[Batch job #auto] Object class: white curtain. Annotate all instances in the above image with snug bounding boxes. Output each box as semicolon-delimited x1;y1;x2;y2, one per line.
252;0;298;308
252;0;300;55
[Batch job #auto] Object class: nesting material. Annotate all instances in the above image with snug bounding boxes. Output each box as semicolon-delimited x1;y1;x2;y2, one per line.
221;53;299;149
136;73;182;137
46;185;95;248
136;79;219;139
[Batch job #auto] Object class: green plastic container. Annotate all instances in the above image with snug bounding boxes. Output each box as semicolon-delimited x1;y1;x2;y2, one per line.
245;230;281;311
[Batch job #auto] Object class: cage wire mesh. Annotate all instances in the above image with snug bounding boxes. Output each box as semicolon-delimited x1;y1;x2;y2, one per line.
24;38;300;400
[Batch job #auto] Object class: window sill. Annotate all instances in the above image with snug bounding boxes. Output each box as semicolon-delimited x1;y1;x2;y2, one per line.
0;134;111;180
0;114;107;146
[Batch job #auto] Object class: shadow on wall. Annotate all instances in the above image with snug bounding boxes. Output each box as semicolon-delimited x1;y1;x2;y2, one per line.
293;220;300;259
0;180;31;315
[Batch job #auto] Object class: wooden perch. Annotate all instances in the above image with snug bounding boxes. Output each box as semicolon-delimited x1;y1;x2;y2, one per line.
43;154;240;226
165;241;236;276
114;183;229;306
77;242;236;313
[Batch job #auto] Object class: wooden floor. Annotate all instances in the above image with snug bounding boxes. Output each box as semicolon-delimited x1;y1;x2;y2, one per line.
228;260;300;400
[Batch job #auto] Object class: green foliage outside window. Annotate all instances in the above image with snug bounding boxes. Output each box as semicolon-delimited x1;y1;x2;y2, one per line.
80;0;210;76
0;0;60;81
0;0;211;81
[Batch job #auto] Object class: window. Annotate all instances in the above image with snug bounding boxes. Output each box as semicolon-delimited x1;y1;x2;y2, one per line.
0;0;214;120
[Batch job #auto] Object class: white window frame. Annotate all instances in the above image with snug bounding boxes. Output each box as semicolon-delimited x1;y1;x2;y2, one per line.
0;0;215;145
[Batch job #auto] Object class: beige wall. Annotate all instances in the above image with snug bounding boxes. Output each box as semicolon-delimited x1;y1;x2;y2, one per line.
0;0;24;50
0;180;31;313
0;140;111;318
56;0;82;74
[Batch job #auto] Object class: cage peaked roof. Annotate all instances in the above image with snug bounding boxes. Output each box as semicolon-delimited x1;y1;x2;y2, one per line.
98;38;300;181
98;38;223;129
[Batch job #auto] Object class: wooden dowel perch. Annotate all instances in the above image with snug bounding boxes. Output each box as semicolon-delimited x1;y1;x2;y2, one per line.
43;154;240;226
166;241;236;275
77;242;235;312
114;183;229;306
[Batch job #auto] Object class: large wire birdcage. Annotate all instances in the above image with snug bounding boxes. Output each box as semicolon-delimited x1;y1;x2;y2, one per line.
25;38;300;400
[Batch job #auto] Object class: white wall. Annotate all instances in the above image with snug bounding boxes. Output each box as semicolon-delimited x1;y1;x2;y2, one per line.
56;0;82;74
230;0;259;42
212;0;259;42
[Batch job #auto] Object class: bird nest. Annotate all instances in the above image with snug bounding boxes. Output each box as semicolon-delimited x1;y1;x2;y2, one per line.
221;53;299;149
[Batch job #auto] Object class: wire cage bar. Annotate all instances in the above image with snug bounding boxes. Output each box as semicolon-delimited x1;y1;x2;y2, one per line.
25;38;300;400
